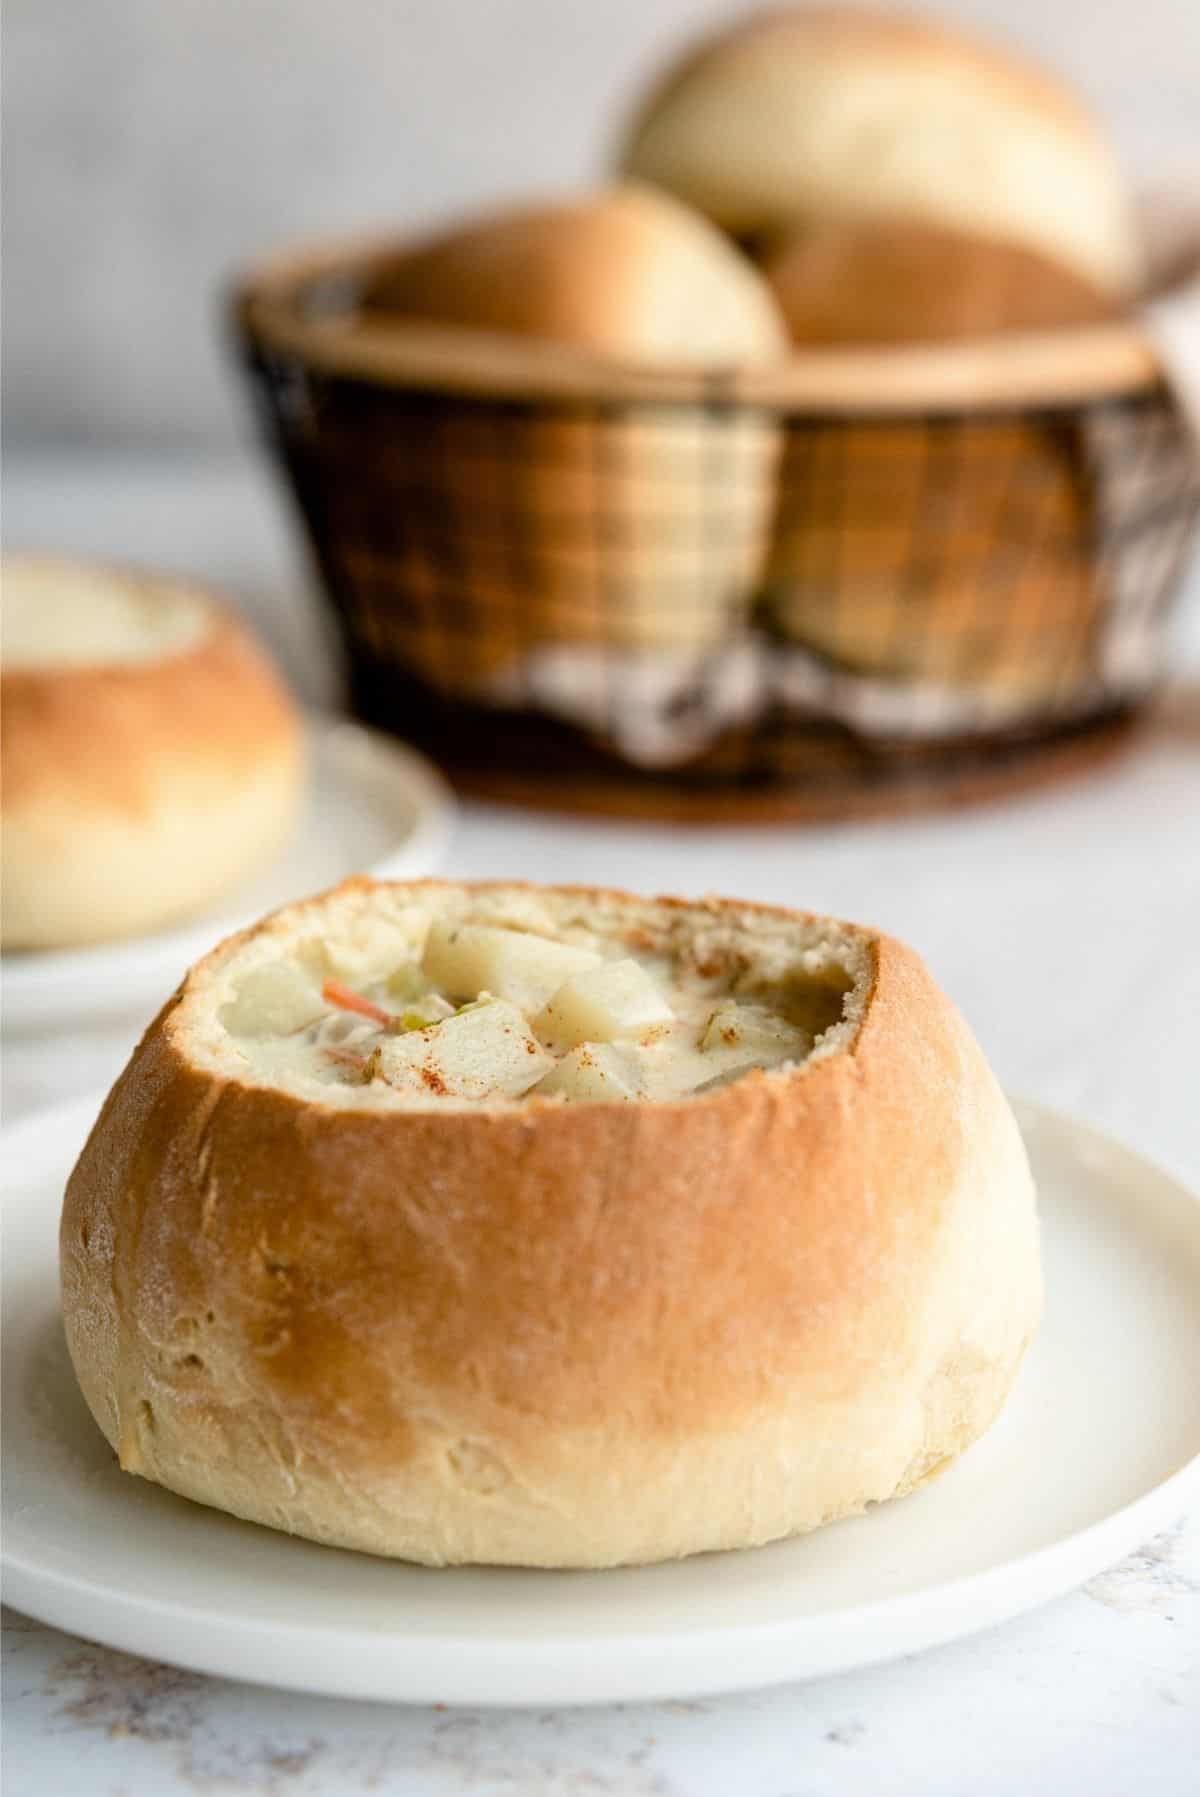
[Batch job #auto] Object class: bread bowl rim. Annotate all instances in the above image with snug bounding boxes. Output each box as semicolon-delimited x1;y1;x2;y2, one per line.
1;553;266;679
162;874;879;1117
0;555;302;804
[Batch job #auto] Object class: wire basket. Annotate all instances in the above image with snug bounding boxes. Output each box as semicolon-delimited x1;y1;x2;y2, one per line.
234;237;1200;819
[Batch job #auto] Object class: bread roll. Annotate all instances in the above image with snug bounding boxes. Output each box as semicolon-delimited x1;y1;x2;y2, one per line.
759;222;1107;699
766;415;1098;700
762;215;1121;345
363;182;788;362
620;6;1138;293
1;557;303;949
352;186;786;696
61;877;1041;1568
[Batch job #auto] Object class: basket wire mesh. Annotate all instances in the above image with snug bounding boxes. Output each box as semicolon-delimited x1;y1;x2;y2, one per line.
240;320;1200;817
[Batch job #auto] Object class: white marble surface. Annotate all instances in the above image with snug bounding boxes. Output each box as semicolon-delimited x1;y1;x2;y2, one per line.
2;455;1199;1792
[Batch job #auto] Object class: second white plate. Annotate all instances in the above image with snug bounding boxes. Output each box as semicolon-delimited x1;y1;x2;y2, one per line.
2;1098;1198;1706
2;717;455;1034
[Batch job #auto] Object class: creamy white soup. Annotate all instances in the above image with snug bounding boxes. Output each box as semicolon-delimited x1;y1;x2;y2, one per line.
217;905;858;1107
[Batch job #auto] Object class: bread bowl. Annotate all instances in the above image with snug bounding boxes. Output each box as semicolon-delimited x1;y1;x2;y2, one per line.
61;877;1041;1568
351;185;787;692
1;556;304;949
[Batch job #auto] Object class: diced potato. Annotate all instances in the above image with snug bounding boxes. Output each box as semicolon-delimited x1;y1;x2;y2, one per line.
298;912;429;984
661;1049;759;1095
534;1043;647;1103
421;923;601;1013
534;959;672;1047
366;998;553;1099
220;963;327;1037
635;1046;713;1097
632;1043;784;1099
700;1002;804;1062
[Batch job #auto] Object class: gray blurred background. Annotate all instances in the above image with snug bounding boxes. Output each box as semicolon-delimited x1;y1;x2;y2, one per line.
5;0;1198;454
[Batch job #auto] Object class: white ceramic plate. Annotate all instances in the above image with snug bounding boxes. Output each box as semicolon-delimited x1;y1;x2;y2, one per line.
2;717;455;1035
3;1098;1198;1707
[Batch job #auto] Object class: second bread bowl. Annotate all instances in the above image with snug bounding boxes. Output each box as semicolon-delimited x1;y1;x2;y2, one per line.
1;556;304;949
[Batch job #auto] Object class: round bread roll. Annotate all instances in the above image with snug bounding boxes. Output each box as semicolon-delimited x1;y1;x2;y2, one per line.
362;181;788;361
762;214;1122;345
61;877;1041;1569
758;218;1108;700
766;414;1099;702
1;556;304;950
620;6;1138;294
353;185;786;695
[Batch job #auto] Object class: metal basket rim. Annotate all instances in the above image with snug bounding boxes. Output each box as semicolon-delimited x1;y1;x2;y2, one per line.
231;229;1174;417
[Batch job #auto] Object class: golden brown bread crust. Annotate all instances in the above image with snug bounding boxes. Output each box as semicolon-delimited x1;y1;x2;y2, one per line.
763;216;1122;345
1;568;303;948
2;605;298;815
60;879;1041;1567
359;184;787;364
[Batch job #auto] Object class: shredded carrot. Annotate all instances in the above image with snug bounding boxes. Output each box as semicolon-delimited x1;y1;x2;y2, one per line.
323;1045;368;1071
322;978;391;1025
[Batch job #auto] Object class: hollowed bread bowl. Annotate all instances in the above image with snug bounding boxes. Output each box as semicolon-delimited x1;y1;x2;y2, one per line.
1;556;303;949
61;878;1041;1567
